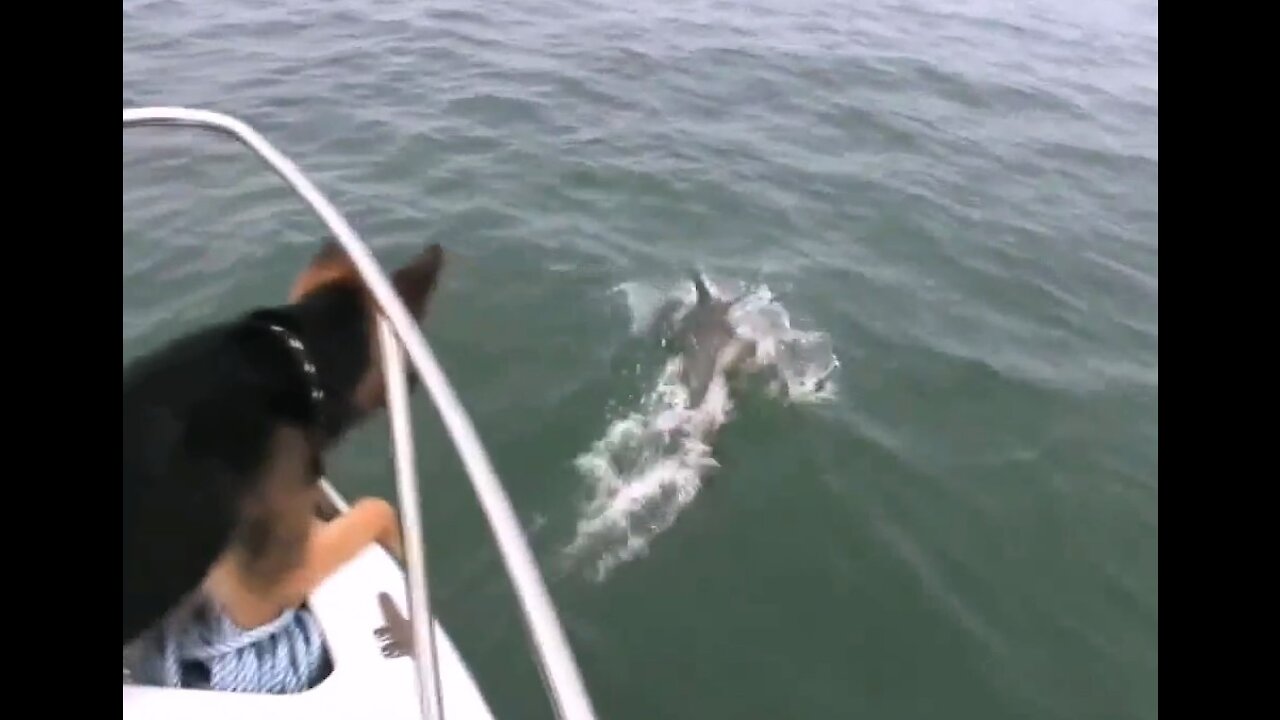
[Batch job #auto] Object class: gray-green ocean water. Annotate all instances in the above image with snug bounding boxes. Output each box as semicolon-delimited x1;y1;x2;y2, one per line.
123;1;1158;718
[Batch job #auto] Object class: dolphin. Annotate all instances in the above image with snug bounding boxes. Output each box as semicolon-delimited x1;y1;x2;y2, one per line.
663;272;758;409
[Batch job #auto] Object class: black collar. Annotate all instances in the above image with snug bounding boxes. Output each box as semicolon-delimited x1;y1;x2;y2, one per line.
247;312;328;426
262;322;325;408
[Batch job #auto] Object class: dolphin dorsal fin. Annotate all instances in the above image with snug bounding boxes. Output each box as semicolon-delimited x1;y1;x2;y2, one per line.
692;271;712;306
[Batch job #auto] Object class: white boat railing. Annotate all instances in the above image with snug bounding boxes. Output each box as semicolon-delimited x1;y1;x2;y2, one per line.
123;106;599;720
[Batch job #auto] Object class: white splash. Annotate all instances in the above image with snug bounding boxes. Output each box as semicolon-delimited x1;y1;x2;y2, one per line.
560;275;839;581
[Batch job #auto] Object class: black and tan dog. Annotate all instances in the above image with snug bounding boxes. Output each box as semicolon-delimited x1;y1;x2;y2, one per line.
123;239;444;646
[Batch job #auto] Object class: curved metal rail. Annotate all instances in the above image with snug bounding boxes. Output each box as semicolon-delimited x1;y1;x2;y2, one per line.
123;106;598;720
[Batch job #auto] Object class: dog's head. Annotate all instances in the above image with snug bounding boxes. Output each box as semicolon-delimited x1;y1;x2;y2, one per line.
285;238;445;441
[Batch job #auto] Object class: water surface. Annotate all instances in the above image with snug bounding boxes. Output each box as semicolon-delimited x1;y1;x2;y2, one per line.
123;1;1158;717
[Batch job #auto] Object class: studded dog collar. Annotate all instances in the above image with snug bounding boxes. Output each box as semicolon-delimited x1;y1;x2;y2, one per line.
261;321;326;417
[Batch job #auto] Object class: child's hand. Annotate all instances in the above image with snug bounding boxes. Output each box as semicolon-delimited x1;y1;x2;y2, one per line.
357;497;406;564
382;523;406;564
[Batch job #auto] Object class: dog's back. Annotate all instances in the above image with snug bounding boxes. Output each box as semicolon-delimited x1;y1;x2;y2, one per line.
122;320;313;643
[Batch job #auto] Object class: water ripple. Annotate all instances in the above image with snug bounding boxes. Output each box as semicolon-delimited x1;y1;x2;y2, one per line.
125;0;1158;717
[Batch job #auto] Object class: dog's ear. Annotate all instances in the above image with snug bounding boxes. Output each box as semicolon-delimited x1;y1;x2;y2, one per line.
392;243;445;319
290;237;358;302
